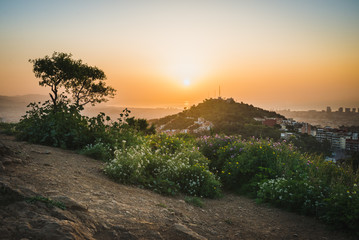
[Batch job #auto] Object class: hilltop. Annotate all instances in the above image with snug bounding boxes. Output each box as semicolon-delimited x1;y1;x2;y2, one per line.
151;98;285;139
0;134;352;239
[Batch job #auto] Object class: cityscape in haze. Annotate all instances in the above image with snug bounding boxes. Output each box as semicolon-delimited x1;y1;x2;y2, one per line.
0;0;358;111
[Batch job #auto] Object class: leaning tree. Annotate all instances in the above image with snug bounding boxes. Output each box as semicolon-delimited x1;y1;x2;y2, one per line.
29;52;116;110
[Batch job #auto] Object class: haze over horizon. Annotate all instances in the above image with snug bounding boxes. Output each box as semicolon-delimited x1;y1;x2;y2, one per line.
1;0;358;111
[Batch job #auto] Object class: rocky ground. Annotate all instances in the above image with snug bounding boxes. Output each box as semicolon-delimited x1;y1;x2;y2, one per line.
0;134;354;240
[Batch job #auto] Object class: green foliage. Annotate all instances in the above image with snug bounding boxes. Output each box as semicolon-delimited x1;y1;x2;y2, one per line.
319;184;359;231
29;52;115;110
257;177;328;214
26;196;66;210
104;134;221;198
16;100;144;154
219;139;302;193
126;117;156;135
16;101;90;149
184;196;204;208
153;98;284;139
156;203;167;208
79;139;113;161
289;134;331;156
197;134;242;171
340;152;359;173
238;123;281;140
198;134;359;234
0;122;17;135
162;116;195;130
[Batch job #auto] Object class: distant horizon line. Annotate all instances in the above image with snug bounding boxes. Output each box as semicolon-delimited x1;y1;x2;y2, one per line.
0;93;357;112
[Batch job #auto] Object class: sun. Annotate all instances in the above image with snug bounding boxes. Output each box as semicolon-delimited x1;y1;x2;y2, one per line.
183;78;191;86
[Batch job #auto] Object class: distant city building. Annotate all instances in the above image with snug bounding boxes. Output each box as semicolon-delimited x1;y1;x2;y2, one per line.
340;137;346;150
253;117;283;127
310;128;317;137
338;107;343;113
253;117;265;122
262;118;277;127
346;139;359;152
301;123;311;135
326;106;332;113
331;133;341;150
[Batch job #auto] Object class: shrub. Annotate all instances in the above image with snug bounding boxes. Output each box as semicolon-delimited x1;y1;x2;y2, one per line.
80;140;113;161
184;196;204;208
198;134;359;234
197;134;241;171
257;177;329;214
104;134;221;198
0;122;18;135
16;101;90;149
26;196;66;210
16;101;144;152
213;138;304;193
319;183;359;232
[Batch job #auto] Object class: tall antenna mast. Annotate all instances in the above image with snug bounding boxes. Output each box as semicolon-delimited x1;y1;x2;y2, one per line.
219;85;221;98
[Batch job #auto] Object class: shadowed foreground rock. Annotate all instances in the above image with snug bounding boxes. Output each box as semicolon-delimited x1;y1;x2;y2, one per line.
0;181;136;240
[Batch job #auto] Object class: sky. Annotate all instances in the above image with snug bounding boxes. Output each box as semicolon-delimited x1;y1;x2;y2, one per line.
0;0;359;110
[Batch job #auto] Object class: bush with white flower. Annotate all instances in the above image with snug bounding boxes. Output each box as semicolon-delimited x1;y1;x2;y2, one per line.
104;134;221;198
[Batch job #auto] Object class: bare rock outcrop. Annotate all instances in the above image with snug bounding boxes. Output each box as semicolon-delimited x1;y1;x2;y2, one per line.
0;180;135;240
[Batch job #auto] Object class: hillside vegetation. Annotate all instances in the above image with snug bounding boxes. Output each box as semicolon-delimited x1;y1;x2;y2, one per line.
152;98;284;139
1;134;353;240
2;52;357;237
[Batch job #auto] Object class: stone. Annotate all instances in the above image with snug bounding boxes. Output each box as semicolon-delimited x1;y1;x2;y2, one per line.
0;161;5;171
174;223;207;240
2;157;13;165
50;196;88;211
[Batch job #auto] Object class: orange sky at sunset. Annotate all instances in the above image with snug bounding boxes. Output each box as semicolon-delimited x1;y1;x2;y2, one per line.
1;0;358;110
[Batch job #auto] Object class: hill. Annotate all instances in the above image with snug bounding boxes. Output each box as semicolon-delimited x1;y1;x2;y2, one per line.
151;98;285;139
0;94;181;122
0;94;49;122
0;134;352;239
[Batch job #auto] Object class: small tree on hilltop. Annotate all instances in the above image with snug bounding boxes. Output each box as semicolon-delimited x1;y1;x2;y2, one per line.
29;52;116;110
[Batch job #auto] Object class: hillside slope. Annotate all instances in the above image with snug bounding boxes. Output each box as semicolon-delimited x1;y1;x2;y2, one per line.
0;134;352;240
152;98;284;138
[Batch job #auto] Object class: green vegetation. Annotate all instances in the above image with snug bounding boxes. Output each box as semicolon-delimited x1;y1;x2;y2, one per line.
197;134;359;235
156;203;167;208
5;52;358;236
29;52;115;110
184;196;204;208
289;134;331;156
10;99;359;234
15;52;153;157
152;98;284;140
104;134;221;198
0;122;17;135
26;196;66;210
16;101;143;151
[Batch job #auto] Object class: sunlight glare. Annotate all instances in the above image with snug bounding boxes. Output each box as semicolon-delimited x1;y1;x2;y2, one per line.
183;78;191;86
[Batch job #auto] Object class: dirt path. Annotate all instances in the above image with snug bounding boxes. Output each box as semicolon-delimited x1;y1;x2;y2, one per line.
0;135;353;239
